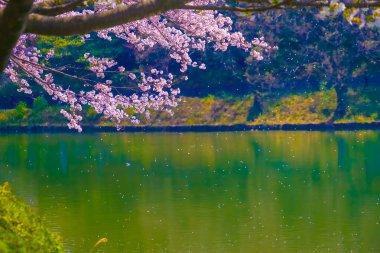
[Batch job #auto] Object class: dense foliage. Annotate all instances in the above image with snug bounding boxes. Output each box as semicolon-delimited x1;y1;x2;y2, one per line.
0;182;63;253
187;9;380;121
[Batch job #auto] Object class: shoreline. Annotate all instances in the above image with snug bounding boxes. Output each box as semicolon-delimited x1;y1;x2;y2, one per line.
1;122;380;133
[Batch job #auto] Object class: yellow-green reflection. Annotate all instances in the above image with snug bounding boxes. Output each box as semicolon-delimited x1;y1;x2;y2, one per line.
0;131;379;252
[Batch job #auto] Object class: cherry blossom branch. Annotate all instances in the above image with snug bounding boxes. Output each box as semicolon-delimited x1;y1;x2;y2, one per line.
10;54;96;83
183;1;380;12
4;0;371;37
32;0;86;16
7;45;181;132
9;57;63;95
11;53;143;93
23;0;192;36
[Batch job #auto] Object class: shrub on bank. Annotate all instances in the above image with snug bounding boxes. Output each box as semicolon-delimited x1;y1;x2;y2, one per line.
32;97;48;113
12;102;31;122
0;182;63;253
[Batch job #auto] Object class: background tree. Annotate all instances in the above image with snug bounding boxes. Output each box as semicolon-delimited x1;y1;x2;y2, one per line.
242;9;380;122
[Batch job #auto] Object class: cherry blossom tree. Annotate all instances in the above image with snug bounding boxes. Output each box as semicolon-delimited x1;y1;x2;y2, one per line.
0;0;379;131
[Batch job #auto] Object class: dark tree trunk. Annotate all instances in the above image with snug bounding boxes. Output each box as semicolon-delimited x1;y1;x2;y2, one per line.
329;83;348;123
0;0;35;72
247;89;264;121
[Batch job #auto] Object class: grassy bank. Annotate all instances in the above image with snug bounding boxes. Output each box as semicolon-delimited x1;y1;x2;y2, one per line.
1;88;379;127
0;182;63;253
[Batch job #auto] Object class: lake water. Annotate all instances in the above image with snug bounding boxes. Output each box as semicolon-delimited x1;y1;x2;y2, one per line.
0;131;379;253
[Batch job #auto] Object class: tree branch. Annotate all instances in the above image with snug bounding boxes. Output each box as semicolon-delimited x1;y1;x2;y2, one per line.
183;0;293;12
0;0;378;38
32;0;86;16
287;0;380;9
24;0;191;36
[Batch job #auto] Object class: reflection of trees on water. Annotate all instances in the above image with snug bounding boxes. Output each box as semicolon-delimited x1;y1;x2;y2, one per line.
0;132;379;252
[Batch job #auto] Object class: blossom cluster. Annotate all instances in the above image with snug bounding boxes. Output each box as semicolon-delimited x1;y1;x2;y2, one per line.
7;49;180;132
94;0;276;73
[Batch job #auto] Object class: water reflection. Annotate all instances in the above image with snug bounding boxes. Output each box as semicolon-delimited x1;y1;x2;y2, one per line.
0;131;379;252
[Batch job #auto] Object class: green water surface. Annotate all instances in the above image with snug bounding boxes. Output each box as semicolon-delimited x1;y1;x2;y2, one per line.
0;131;379;253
